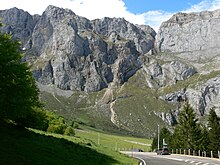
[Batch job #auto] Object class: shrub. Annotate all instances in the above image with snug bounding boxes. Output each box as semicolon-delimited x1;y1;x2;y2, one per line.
47;123;66;134
25;107;49;131
64;126;75;136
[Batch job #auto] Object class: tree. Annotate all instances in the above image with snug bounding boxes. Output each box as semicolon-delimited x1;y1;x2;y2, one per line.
172;102;201;150
0;24;41;126
198;125;210;152
207;107;220;156
151;127;172;151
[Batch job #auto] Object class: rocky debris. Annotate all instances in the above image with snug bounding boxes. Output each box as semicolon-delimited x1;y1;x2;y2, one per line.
36;82;73;98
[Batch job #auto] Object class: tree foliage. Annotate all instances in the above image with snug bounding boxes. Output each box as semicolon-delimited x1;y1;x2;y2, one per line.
0;24;75;136
171;102;201;150
0;25;41;125
207;107;220;154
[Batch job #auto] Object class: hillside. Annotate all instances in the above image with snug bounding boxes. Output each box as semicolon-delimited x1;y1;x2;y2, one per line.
1;6;220;137
0;120;151;164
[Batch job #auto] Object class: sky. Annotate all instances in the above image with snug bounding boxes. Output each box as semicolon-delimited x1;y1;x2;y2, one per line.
1;0;220;31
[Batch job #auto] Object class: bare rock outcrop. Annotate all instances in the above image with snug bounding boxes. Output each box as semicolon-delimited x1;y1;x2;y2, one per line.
0;6;156;92
155;9;220;62
160;76;220;116
143;60;196;89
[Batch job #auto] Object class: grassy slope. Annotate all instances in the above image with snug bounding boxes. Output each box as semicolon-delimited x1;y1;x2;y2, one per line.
74;126;152;152
40;68;175;138
112;70;174;137
0;120;152;164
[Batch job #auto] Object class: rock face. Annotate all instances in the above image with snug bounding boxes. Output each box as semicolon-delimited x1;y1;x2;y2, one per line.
186;77;220;116
0;6;156;92
153;9;220;117
160;76;220;117
143;60;196;89
0;7;39;47
155;9;220;62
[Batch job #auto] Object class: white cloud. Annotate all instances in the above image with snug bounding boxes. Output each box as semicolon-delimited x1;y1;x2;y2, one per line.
184;0;220;13
1;0;220;32
143;0;220;31
141;10;173;32
0;0;145;25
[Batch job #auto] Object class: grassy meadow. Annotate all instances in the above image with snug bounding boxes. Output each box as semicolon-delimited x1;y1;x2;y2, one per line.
0;120;152;165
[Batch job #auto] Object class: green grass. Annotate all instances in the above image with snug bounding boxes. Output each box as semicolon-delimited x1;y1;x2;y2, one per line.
0;120;140;165
111;70;174;137
39;68;175;138
74;127;152;152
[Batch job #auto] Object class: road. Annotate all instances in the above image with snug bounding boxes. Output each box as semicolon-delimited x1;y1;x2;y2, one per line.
122;152;220;165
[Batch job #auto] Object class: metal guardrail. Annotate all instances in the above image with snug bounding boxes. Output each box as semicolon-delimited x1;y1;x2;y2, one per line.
170;149;220;159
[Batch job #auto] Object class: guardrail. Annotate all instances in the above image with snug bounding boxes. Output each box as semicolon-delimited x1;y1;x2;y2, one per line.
170;149;220;159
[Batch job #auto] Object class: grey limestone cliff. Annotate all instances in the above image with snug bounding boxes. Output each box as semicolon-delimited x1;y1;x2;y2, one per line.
154;9;220;117
155;9;220;64
0;5;156;92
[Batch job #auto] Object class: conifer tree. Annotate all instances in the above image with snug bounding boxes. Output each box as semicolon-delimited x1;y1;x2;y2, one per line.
172;102;201;150
207;107;220;156
198;125;210;152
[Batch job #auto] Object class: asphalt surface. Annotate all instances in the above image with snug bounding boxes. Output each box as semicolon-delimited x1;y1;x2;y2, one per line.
122;152;220;165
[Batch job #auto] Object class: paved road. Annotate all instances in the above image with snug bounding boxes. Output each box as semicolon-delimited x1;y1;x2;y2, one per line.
122;152;220;165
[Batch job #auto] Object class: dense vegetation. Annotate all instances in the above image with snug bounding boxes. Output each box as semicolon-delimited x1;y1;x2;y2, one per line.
151;102;220;157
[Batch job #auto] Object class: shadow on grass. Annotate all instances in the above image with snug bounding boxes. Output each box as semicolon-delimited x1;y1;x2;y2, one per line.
0;120;118;165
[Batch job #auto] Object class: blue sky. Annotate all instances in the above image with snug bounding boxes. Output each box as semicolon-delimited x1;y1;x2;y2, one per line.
124;0;203;13
1;0;220;31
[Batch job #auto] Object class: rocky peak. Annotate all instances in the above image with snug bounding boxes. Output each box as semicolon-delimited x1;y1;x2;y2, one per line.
155;9;220;60
92;17;156;54
0;6;156;92
42;5;77;26
0;7;36;46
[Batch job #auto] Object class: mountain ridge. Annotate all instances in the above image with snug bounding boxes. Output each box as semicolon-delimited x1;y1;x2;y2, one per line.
1;6;220;137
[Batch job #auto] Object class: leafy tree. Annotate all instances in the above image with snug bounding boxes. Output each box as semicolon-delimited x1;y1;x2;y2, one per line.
0;24;41;125
207;107;220;156
0;26;75;136
172;102;201;150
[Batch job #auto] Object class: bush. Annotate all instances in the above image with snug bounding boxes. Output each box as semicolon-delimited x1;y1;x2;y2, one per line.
73;123;79;129
25;107;49;131
47;124;66;134
64;126;75;136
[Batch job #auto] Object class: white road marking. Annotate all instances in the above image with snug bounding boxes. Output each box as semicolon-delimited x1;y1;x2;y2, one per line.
134;157;146;165
190;161;195;163
195;162;202;165
167;157;184;161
